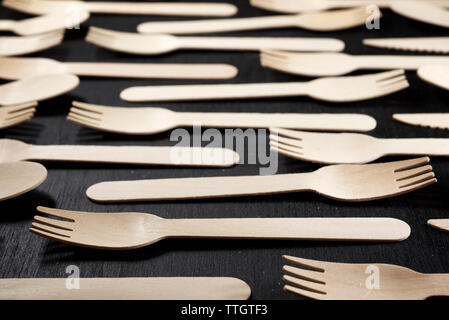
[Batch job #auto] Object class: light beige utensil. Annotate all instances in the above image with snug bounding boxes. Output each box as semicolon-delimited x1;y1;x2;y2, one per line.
390;1;449;28
67;101;377;134
29;207;411;250
363;37;449;53
2;0;237;16
0;139;239;167
260;50;449;77
86;157;436;203
0;11;89;36
393;113;449;130
0;102;37;130
86;27;345;55
418;65;449;91
270;128;449;164
0;74;79;106
428;219;449;233
137;6;380;34
0;277;251;300
0;31;64;56
0;57;238;80
120;70;409;103
282;255;449;300
0;161;47;201
250;0;449;13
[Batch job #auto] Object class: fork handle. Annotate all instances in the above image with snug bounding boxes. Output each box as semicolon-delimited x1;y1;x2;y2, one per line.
24;145;238;167
120;82;311;102
138;15;299;34
177;37;344;52
384;139;449;156
166;218;410;241
178;112;377;132
84;2;237;16
64;63;238;80
354;56;449;70
86;173;314;202
0;20;13;31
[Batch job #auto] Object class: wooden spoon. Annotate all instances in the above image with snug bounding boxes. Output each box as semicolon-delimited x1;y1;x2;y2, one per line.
0;74;79;106
0;161;47;201
418;65;449;91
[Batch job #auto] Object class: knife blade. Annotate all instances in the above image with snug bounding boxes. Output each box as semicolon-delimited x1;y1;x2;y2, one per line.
0;277;251;300
393;113;449;130
428;219;449;233
363;37;449;53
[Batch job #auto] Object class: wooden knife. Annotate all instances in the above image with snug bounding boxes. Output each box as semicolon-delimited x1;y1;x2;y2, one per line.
393;114;449;130
428;219;449;233
0;277;251;300
363;37;449;53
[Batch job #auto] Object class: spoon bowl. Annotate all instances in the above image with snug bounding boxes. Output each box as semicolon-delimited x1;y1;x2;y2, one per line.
0;161;47;201
418;65;449;91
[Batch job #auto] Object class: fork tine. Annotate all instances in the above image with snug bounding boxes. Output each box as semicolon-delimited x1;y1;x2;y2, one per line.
67;115;102;129
377;76;407;87
398;177;437;193
5;101;38;113
270;127;302;140
398;172;436;189
376;80;409;96
283;265;325;283
270;145;305;161
393;156;431;172
270;142;303;156
283;284;325;300
69;108;102;121
67;113;101;126
36;206;77;220
31;222;72;237
395;164;432;180
282;255;326;271
5;111;35;121
34;215;74;230
374;69;405;81
29;227;73;243
72;101;104;114
270;134;302;148
283;275;326;293
0;115;33;129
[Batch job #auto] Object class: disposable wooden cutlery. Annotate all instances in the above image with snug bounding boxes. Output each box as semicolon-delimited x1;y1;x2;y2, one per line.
260;50;449;77
0;11;89;36
0;31;64;56
67;101;377;134
2;0;237;16
120;70;409;103
0;74;79;106
418;65;449;91
0;57;238;80
137;6;380;34
393;113;449;130
0;139;239;167
30;207;411;249
0;102;37;130
282;255;449;300
250;0;449;13
0;277;251;300
86;157;436;202
0;161;47;201
390;1;449;28
86;27;345;55
428;219;449;233
363;37;449;53
270;128;449;164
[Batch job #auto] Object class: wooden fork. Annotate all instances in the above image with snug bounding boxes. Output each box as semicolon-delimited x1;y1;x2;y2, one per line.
2;0;237;16
0;11;89;36
67;101;377;134
86;157;436;203
137;6;380;34
86;27;345;55
0;31;64;56
250;0;449;13
0;102;37;130
0;138;239;167
260;50;449;77
270;128;449;164
29;207;411;250
120;70;409;103
282;255;449;300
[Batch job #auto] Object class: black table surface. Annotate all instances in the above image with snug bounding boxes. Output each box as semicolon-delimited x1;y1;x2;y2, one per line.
1;0;449;300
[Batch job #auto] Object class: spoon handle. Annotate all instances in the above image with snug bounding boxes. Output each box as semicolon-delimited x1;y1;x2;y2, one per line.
138;15;299;34
85;2;237;16
86;173;313;202
166;218;410;241
26;145;238;167
0;20;14;31
120;82;311;102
